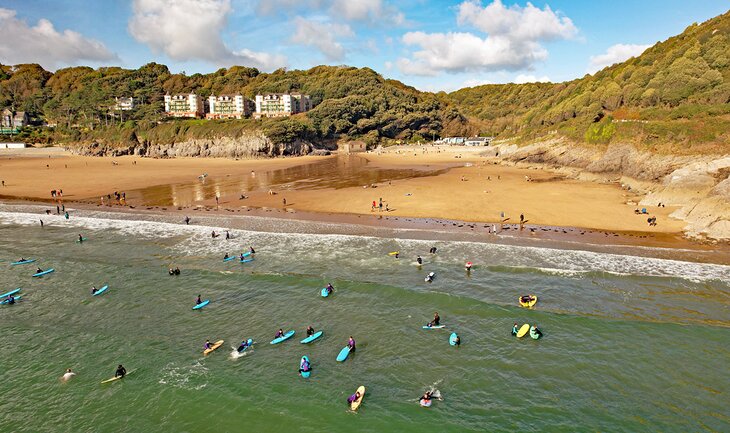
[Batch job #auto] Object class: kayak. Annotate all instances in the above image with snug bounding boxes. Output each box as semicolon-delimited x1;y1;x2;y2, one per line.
236;338;254;353
300;331;323;344
101;369;134;384
240;258;254;263
425;272;435;282
530;327;542;340
0;295;21;305
300;356;311;378
0;288;21;298
32;268;55;277
10;259;35;265
422;324;446;329
516;323;530;338
519;295;538;308
449;332;459;346
223;256;236;262
92;285;109;296
321;288;330;298
76;238;87;243
350;385;366;411
192;300;210;310
336;346;351;362
270;330;295;345
203;339;224;355
420;398;432;408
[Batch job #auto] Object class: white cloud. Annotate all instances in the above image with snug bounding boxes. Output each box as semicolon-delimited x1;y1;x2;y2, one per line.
397;0;577;76
0;8;116;69
384;61;393;71
588;43;651;73
513;74;550;83
128;0;286;70
291;17;354;61
462;78;493;87
330;0;404;25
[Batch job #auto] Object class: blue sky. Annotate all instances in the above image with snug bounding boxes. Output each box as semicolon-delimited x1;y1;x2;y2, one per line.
0;0;728;91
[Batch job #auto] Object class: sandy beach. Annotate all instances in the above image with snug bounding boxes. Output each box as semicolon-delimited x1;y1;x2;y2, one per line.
0;146;689;242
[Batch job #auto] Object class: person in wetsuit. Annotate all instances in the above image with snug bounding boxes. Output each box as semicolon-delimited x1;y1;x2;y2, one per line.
416;256;423;265
237;340;250;352
115;364;126;379
429;312;440;326
306;326;315;336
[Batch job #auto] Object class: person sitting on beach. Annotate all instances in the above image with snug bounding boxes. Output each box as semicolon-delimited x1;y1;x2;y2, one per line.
115;364;126;379
347;391;361;405
275;329;284;339
416;256;423;265
237;340;250;353
306;326;315;336
204;340;212;350
347;336;356;352
91;286;97;295
196;295;202;305
326;283;334;294
429;312;440;327
224;253;229;260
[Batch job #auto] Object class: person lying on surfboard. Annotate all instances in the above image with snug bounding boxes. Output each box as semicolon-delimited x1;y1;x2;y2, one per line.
237;340;250;352
347;337;356;352
224;253;229;260
347;391;361;405
115;365;126;379
274;329;284;339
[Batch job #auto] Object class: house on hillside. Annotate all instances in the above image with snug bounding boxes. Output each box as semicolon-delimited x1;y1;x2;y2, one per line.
114;97;135;111
465;137;492;146
254;93;312;119
164;94;204;118
1;109;12;128
1;109;28;128
206;95;252;119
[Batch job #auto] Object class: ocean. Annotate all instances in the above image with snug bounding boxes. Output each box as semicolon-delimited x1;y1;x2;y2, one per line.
0;205;728;432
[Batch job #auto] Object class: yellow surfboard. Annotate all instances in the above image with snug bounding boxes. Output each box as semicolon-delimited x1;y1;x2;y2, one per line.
519;295;538;308
388;251;399;256
350;385;366;411
203;340;224;355
516;324;530;338
101;369;134;384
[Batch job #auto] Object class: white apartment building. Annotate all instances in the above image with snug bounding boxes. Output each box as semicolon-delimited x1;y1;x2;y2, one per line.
164;94;204;118
254;93;312;119
206;95;251;119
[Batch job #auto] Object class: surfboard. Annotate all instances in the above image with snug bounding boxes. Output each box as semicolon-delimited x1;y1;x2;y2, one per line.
192;300;210;310
223;255;236;262
321;288;330;298
516;324;530;338
32;268;55;277
336;346;351;362
242;252;252;257
300;331;323;344
300;356;311;378
350;386;366;411
0;295;21;305
420;398;432;407
425;272;435;282
449;332;459;346
0;288;21;298
270;330;295;344
92;285;109;296
388;251;399;256
519;295;538;308
530;327;542;340
203;339;224;355
10;259;35;265
101;369;134;384
76;238;87;243
240;258;254;263
236;338;254;353
422;324;446;329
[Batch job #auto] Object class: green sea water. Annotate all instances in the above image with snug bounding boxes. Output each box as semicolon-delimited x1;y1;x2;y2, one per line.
0;206;728;432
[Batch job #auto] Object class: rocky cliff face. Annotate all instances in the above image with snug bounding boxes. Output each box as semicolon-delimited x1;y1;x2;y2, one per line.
71;133;314;159
491;139;730;241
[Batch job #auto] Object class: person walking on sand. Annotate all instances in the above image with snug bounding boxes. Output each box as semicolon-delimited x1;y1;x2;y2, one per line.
371;200;376;212
379;198;383;212
283;198;287;206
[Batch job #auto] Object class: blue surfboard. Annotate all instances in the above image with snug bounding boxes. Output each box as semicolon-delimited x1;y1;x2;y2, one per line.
0;295;21;305
223;255;236;262
449;332;459;346
270;330;295;344
300;331;323;344
0;288;21;298
321;288;330;298
237;338;254;353
300;356;311;378
93;285;109;296
10;259;35;265
336;346;351;362
240;258;254;263
192;299;210;310
32;268;55;277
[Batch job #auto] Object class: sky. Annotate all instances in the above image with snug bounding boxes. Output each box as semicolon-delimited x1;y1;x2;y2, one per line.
0;0;728;92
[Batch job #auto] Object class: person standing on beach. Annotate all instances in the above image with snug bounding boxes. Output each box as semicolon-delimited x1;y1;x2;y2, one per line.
372;200;376;212
379;198;383;212
282;198;286;206
184;216;190;225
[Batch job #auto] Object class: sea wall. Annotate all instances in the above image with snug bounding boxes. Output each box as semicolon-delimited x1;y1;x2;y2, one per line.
70;133;314;159
489;139;730;241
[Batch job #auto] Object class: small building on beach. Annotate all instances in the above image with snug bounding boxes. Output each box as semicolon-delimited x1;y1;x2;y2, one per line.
465;137;493;146
340;141;367;153
1;142;27;149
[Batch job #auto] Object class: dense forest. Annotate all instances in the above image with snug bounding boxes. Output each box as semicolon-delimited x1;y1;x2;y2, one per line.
0;10;728;154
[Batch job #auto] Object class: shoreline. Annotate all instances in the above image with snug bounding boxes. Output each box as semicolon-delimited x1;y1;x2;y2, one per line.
1;199;728;266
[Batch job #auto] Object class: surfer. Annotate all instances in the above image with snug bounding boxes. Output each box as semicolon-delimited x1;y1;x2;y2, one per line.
429;312;440;327
225;231;230;240
204;340;212;350
511;322;519;336
306;326;315;336
249;246;255;255
211;231;218;238
530;325;543;338
62;368;76;381
36;267;43;274
18;257;26;262
416;256;423;265
237;340;250;353
465;262;472;271
325;283;334;295
184;216;190;225
239;253;245;260
274;329;284;339
91;286;97;295
299;358;311;375
169;268;174;276
224;253;229;260
425;273;434;283
429;247;437;254
347;336;356;353
196;295;202;305
420;391;433;405
6;294;15;305
115;364;126;379
520;295;535;304
394;252;399;259
174;267;180;275
453;335;461;346
347;391;362;405
78;234;83;242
